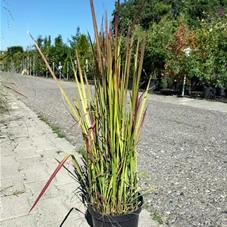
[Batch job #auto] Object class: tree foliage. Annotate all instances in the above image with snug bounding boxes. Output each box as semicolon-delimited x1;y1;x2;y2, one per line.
164;10;227;86
193;12;227;86
112;0;227;31
112;0;184;33
76;34;91;72
165;25;197;80
68;26;81;57
1;46;24;72
3;1;227;88
112;0;227;87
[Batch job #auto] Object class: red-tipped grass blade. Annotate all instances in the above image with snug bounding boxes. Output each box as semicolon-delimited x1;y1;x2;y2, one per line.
29;154;71;213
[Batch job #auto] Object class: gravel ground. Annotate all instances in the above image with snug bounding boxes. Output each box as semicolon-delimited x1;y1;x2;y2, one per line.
1;72;227;227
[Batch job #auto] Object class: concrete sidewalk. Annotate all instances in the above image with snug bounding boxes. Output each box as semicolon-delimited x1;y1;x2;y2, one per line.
0;95;158;227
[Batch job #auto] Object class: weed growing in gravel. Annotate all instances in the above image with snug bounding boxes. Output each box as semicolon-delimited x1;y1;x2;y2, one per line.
37;114;65;138
152;212;164;225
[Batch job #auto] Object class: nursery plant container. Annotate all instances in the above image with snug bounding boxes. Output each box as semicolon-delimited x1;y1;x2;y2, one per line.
88;205;142;227
203;87;210;98
185;84;191;95
88;196;143;227
85;209;94;227
216;87;225;97
203;87;215;99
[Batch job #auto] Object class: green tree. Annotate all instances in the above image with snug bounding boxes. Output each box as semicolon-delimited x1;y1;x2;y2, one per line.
193;11;227;86
112;0;189;34
187;0;227;26
43;36;51;62
76;34;91;73
2;46;24;72
143;19;175;78
33;35;46;75
49;35;68;77
68;26;81;58
112;0;227;32
165;25;198;81
7;46;23;54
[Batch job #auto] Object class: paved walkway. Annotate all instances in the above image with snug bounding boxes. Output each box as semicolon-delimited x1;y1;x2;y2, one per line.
0;94;158;226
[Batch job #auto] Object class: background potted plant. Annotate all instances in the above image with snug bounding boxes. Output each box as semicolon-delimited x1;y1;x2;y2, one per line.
28;1;150;227
215;78;225;97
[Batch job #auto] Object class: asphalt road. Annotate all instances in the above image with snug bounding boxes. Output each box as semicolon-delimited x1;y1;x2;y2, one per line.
2;72;227;227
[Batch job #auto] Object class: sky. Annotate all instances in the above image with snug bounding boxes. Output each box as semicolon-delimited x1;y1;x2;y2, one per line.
0;0;119;51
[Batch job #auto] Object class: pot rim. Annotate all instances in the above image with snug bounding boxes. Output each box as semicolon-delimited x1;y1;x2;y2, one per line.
88;195;143;222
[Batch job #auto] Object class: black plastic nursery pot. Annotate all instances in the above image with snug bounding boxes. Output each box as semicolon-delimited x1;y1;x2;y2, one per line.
85;209;94;227
88;205;142;227
216;87;225;97
203;86;211;98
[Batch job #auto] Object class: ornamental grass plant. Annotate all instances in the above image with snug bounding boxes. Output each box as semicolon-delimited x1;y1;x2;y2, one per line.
29;0;150;216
